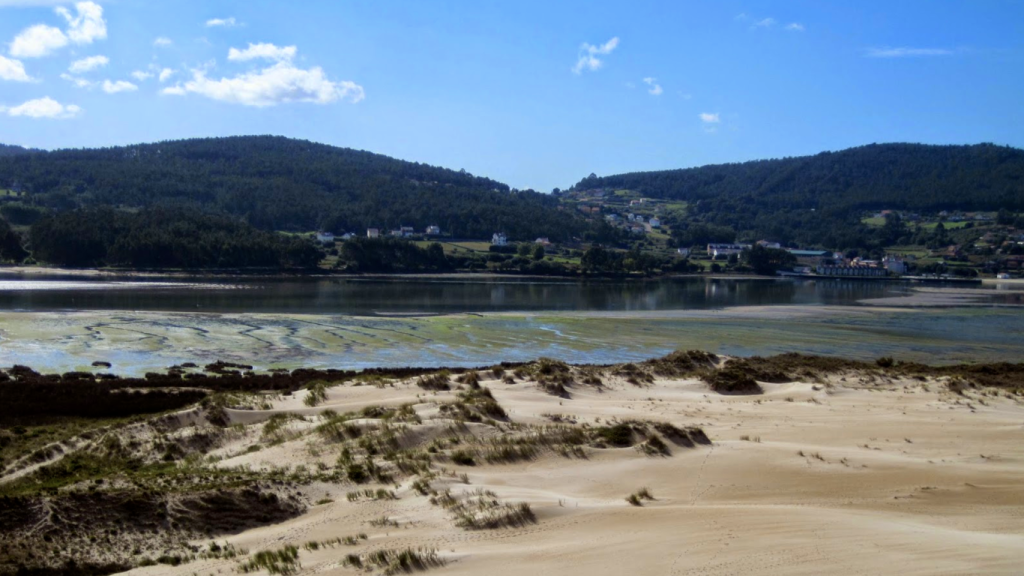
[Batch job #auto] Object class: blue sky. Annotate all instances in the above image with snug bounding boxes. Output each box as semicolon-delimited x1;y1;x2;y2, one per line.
1;1;1022;191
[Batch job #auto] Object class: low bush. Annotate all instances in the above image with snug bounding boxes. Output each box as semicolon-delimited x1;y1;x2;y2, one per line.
239;545;300;575
417;372;451;391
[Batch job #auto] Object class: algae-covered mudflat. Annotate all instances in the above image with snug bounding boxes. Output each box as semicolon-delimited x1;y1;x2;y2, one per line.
1;305;1021;375
1;276;1021;374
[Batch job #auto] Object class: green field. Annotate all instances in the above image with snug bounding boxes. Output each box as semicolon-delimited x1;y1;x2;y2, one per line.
885;245;931;258
918;221;970;231
863;216;973;231
411;240;492;255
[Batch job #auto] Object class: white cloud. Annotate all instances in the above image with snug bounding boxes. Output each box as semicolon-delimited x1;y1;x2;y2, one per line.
68;54;108;73
56;1;106;45
572;36;619;74
1;96;80;118
102;79;137;93
205;17;238;28
700;112;722;134
228;42;297;62
785;23;805;32
157;68;174;82
130;70;153;81
753;18;776;28
60;72;94;88
0;54;33;82
9;24;68;57
865;47;954;58
642;77;663;96
153;36;173;47
162;60;364;107
8;2;104;58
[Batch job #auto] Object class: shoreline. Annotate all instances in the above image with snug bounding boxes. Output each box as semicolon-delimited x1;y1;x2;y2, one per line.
3;264;1018;285
0;265;725;282
0;265;900;283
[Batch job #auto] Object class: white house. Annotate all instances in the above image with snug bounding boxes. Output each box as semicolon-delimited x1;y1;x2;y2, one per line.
677;247;690;257
315;232;335;244
756;240;781;249
649;217;661;228
367;228;380;238
883;255;908;275
426;225;441;235
535;237;551;245
492;232;508;246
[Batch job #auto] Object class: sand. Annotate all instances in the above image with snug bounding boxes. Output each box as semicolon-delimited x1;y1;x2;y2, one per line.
116;371;1024;576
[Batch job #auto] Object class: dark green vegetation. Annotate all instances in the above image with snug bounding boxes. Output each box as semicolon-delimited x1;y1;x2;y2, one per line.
574;143;1024;252
338;237;452;273
0;371;206;421
0;362;512;425
28;207;321;269
0;144;34;158
0;135;577;240
0;217;27;263
579;244;699;275
742;244;797;275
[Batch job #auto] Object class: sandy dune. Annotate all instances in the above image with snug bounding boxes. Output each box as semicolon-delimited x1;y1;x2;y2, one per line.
116;370;1024;576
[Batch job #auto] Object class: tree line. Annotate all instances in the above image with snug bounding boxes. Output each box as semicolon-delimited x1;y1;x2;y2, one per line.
0;135;584;241
27;207;321;269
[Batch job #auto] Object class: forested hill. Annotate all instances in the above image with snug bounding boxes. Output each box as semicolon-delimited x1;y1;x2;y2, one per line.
0;136;579;240
0;144;34;157
574;143;1024;212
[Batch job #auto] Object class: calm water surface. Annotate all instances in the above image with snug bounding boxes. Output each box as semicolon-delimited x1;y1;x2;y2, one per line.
0;275;935;314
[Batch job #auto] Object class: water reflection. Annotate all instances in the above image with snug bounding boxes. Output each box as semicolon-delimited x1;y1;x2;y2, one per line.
0;274;995;315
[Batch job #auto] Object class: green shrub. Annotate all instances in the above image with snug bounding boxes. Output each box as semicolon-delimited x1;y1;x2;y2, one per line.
417;372;451;391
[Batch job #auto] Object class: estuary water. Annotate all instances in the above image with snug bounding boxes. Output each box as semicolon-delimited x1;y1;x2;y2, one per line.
0;274;986;315
0;274;1021;374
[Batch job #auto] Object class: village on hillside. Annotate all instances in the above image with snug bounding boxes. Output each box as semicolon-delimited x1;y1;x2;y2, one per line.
299;183;1024;279
545;186;1023;280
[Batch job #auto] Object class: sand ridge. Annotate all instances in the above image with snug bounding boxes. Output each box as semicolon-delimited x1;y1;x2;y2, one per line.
110;369;1024;576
